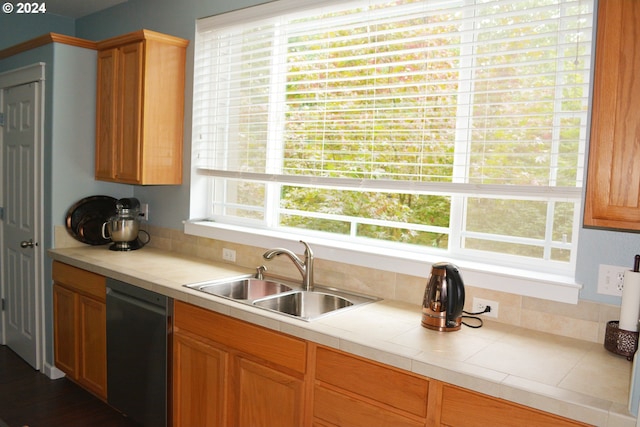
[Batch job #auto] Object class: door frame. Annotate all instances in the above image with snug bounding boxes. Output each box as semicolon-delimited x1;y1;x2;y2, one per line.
0;62;45;370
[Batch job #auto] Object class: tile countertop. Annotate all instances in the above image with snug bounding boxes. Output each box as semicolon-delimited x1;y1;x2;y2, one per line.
49;245;634;427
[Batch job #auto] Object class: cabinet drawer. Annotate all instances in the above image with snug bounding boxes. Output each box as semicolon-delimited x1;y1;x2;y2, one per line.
314;385;424;427
174;301;306;374
315;346;429;418
440;384;591;427
52;261;106;301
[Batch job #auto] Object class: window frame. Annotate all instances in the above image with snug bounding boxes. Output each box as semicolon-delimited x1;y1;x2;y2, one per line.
188;0;591;303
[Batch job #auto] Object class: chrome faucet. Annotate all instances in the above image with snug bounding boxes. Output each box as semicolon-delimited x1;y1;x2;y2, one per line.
263;240;314;291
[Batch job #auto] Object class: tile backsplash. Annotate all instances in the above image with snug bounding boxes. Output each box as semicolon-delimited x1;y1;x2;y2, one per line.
55;224;620;344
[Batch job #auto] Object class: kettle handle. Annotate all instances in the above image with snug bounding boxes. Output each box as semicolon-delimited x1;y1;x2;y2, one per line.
444;264;465;325
101;222;110;240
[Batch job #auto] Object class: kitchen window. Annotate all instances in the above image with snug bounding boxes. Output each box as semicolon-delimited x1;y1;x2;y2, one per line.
188;0;593;301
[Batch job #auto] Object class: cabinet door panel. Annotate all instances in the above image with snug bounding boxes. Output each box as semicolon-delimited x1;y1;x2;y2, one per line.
234;356;304;427
77;295;107;399
117;41;143;183
95;48;118;180
173;331;228;427
585;0;640;229
53;284;77;376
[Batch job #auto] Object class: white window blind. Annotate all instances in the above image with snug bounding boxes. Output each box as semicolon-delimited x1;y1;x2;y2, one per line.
192;0;593;277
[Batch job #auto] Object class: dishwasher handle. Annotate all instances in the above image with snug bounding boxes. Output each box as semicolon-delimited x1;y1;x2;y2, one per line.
107;280;168;315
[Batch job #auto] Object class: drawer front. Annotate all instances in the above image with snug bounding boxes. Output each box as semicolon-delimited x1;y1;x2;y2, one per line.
440;384;592;427
314;385;424;427
174;301;306;374
315;346;429;417
52;261;106;301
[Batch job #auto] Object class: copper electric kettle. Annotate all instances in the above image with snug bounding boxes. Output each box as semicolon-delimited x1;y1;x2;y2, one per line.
421;263;465;332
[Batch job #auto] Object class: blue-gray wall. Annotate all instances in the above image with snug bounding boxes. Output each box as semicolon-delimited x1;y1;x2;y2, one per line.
1;0;638;309
0;13;74;50
0;43;132;364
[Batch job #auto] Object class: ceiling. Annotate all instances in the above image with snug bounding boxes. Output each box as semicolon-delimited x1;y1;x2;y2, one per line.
45;0;128;18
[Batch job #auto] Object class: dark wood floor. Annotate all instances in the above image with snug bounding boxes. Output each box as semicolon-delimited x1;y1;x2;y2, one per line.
0;345;141;427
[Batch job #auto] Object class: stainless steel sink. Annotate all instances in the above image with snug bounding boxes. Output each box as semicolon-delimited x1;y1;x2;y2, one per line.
185;276;377;321
186;276;293;300
253;291;353;320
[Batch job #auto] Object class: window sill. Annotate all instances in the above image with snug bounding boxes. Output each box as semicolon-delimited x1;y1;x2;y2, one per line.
184;220;582;304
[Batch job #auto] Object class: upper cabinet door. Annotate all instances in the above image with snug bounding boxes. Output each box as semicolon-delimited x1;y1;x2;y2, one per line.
584;0;640;230
117;41;143;183
95;30;188;185
95;48;118;181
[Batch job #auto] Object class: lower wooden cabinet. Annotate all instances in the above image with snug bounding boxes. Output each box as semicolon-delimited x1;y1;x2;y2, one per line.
50;266;593;425
173;301;308;427
52;261;107;400
173;303;592;427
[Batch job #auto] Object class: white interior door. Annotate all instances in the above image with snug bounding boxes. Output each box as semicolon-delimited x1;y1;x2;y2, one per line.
2;81;41;369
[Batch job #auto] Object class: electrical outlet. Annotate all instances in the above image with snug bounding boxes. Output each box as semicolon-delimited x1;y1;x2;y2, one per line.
222;248;236;262
472;297;499;319
597;264;627;296
140;203;149;221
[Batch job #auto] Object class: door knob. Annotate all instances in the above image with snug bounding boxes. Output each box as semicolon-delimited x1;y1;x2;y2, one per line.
20;239;37;248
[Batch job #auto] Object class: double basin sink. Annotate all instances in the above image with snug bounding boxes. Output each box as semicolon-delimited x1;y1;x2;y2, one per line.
185;275;378;321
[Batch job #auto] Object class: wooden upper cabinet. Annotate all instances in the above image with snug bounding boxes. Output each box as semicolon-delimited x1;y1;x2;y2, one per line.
95;29;188;185
584;0;640;230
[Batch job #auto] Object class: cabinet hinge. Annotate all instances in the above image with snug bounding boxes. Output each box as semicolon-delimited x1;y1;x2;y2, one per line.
0;112;4;127
0;207;3;220
1;298;4;311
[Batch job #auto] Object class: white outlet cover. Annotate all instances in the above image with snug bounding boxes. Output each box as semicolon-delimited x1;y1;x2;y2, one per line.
222;248;236;262
472;297;498;319
597;264;626;297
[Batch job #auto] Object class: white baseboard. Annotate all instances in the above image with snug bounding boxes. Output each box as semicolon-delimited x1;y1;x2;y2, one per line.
42;362;66;380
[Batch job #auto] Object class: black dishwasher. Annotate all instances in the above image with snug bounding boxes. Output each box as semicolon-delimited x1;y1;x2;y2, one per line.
106;278;172;427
